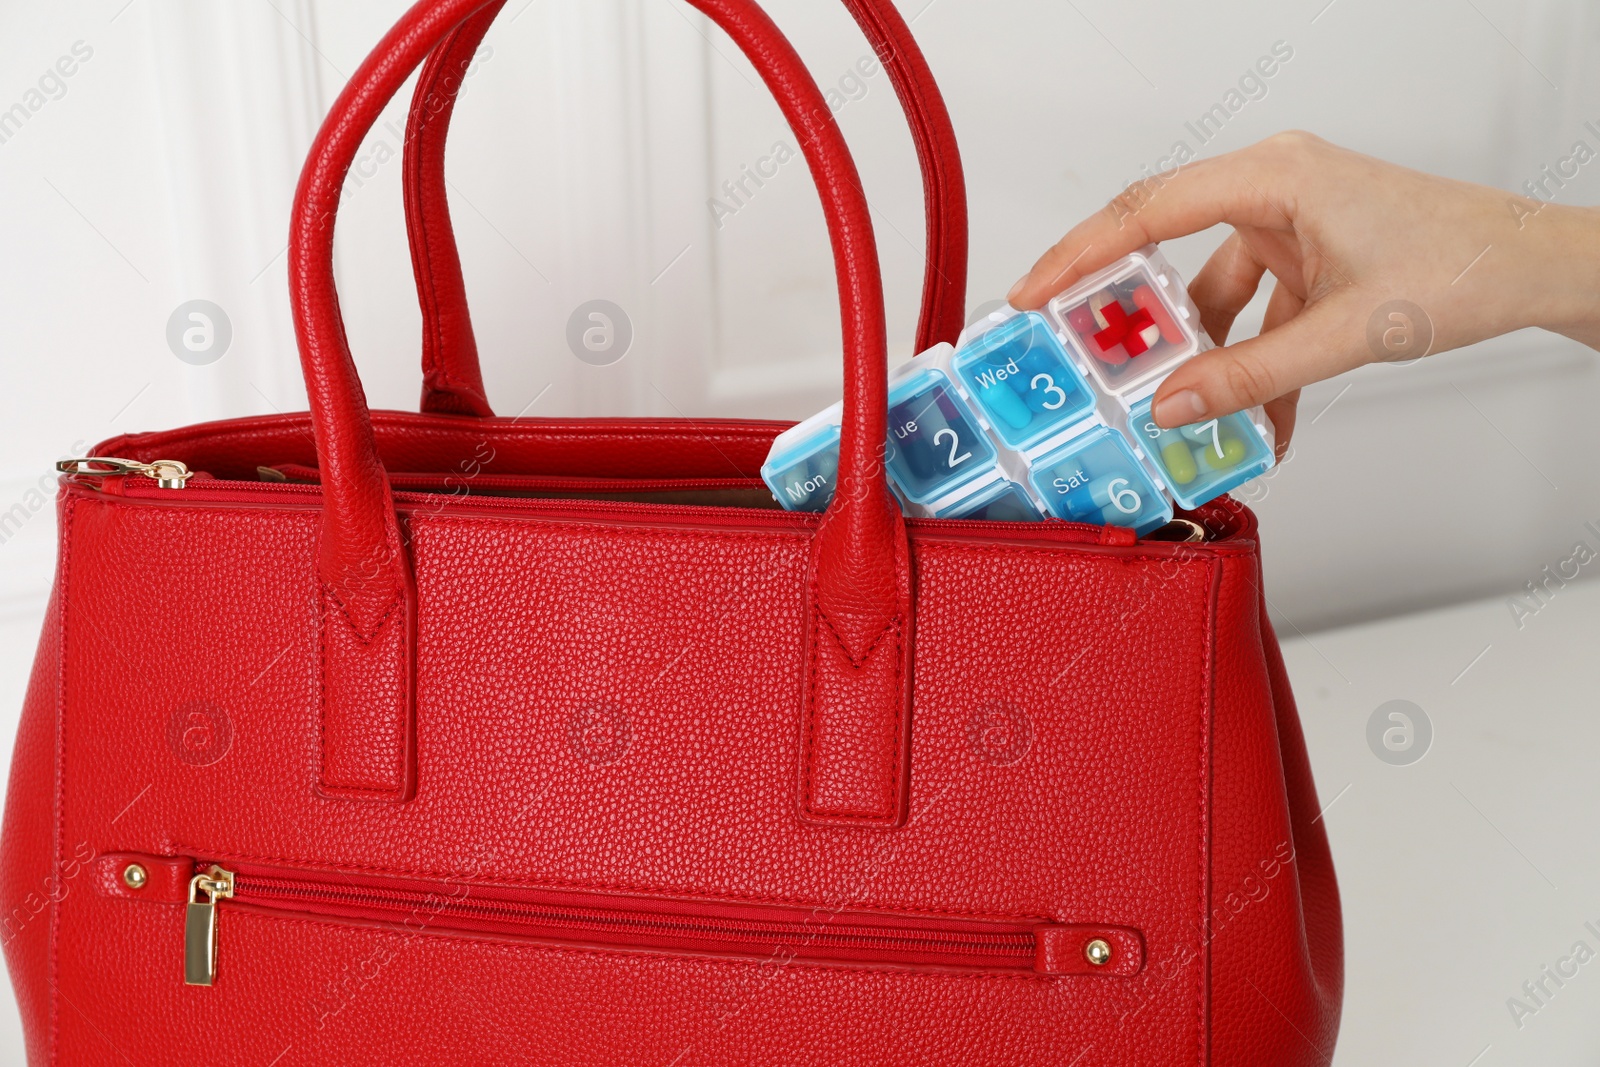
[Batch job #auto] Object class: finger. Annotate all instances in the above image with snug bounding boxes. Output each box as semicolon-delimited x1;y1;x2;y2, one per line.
1187;231;1267;346
1150;291;1368;427
1260;277;1305;333
1008;146;1293;310
1264;391;1300;460
1257;280;1305;456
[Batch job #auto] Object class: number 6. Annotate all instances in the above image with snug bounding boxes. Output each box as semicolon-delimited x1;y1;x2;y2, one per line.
1107;477;1140;515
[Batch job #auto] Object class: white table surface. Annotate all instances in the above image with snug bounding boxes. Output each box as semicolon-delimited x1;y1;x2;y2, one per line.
1282;575;1600;1065
0;576;1594;1062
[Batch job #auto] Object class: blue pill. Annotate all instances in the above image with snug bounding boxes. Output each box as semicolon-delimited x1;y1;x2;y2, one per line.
979;380;1033;430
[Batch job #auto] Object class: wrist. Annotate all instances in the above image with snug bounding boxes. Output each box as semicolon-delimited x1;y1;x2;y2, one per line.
1539;204;1600;349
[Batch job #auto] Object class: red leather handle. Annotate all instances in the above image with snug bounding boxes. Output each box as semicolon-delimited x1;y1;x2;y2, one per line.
289;0;912;821
403;0;969;416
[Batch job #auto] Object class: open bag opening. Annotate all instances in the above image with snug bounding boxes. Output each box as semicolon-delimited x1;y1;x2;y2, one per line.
74;411;1248;542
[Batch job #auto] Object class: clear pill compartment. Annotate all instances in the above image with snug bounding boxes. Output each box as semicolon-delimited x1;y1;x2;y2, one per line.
932;475;1042;522
1127;399;1275;512
948;312;1095;450
884;366;998;505
760;402;841;513
1046;247;1200;397
1026;426;1172;535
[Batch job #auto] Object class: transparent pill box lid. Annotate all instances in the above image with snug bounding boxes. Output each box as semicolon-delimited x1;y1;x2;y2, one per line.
760;402;841;513
883;364;999;505
932;475;1042;522
948;313;1096;451
759;246;1279;530
1128;398;1275;512
1045;246;1203;398
1027;425;1173;535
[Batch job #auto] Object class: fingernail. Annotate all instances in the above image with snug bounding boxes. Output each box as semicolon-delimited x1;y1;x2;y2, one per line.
1153;389;1207;427
1006;275;1029;305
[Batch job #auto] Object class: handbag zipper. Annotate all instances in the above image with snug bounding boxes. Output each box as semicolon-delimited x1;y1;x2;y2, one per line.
164;859;1132;984
59;458;1148;544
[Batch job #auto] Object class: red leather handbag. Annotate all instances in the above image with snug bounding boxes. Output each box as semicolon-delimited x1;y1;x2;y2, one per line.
0;0;1343;1062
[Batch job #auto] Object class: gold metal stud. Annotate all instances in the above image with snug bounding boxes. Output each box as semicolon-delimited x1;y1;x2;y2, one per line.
122;863;148;890
1084;938;1113;967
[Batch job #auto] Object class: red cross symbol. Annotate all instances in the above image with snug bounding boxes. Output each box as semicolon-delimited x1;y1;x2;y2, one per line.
1092;300;1158;357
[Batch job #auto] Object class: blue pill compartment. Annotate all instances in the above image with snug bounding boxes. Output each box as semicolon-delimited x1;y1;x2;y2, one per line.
933;477;1042;522
1027;427;1172;535
1128;398;1275;510
884;368;998;505
950;312;1095;450
760;418;841;513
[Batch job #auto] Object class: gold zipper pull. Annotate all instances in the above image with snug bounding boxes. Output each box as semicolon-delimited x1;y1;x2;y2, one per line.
56;456;192;490
185;866;235;986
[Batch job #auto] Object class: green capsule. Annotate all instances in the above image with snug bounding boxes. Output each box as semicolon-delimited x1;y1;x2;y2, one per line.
1161;440;1198;485
1196;435;1248;471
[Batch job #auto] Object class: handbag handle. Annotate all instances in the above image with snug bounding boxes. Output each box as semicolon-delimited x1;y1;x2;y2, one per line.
289;0;914;827
400;0;970;416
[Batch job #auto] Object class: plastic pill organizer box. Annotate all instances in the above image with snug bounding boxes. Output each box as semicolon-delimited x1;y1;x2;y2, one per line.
761;245;1276;536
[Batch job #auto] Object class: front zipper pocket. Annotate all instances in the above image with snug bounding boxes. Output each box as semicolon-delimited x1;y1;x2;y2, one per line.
96;854;1144;984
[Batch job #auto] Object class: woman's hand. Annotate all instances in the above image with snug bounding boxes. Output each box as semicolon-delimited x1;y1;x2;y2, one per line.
1007;131;1600;452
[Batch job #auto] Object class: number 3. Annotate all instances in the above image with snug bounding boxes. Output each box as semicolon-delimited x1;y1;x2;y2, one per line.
1031;373;1068;411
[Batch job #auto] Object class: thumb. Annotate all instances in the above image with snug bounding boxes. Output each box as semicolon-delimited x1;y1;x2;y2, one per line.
1150;292;1373;427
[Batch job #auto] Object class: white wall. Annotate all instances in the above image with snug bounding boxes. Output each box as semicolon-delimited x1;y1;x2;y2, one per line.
0;0;1597;1060
3;0;1598;635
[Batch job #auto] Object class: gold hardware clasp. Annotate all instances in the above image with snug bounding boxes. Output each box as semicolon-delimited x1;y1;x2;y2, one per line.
1148;518;1208;544
57;457;192;489
184;866;235;986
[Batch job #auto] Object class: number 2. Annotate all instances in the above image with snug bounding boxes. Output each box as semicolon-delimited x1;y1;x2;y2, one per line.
932;428;971;468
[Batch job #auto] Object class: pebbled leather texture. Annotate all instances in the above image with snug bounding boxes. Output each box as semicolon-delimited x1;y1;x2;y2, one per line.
92;855;193;905
317;574;417;801
291;0;911;813
799;489;913;826
1033;924;1144;978
0;462;1342;1063
403;0;504;419
402;0;969;417
0;579;62;1067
